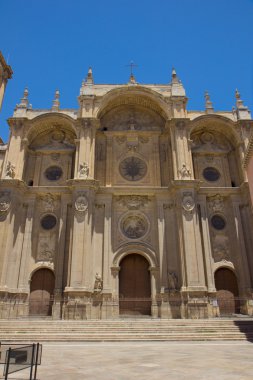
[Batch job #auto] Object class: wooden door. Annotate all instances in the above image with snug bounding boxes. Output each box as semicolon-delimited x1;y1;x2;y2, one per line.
215;268;239;315
119;254;151;316
29;269;55;316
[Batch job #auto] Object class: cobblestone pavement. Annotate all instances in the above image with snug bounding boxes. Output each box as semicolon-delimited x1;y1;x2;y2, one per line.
3;341;253;380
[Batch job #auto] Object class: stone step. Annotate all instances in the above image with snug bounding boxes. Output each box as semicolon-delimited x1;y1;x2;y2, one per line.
1;319;253;342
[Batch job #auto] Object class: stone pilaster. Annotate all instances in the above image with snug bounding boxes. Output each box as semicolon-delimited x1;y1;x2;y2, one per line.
177;187;207;294
156;200;167;291
170;119;193;180
102;195;113;293
17;197;36;292
197;196;216;293
2;119;27;181
231;199;251;296
75;119;97;179
66;180;99;293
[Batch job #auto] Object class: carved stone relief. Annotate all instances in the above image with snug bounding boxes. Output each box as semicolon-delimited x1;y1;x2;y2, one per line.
0;192;11;212
178;163;191;179
40;193;56;212
212;235;230;262
37;241;54;262
116;195;150;210
79;162;89;179
100;106;164;131
182;193;195;212
120;213;148;239
5;161;15;179
207;194;224;213
191;131;230;153
75;193;88;212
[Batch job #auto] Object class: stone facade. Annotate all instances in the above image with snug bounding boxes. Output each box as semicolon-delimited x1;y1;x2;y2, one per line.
0;67;253;319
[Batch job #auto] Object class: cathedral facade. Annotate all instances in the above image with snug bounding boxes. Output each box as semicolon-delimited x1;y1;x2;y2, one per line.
0;66;253;319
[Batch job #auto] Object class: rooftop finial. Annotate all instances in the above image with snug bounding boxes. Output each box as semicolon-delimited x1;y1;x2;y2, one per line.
85;66;94;85
204;91;214;114
52;89;60;111
235;88;244;109
16;87;30;109
234;89;251;120
171;67;179;84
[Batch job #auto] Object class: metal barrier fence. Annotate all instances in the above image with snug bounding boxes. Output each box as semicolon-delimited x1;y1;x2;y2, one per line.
0;296;252;319
0;343;42;380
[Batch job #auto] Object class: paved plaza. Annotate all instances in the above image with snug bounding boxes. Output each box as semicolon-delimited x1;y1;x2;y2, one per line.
2;341;253;380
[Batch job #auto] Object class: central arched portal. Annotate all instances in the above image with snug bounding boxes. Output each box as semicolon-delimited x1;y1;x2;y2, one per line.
29;268;55;316
119;254;151;316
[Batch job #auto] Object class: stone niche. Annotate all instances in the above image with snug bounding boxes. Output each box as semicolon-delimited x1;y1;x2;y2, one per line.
24;128;76;186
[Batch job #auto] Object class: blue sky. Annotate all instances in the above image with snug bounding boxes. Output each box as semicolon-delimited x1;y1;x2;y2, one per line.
0;0;253;142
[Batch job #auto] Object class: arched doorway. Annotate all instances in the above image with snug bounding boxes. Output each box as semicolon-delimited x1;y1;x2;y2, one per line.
29;269;55;316
119;254;151;316
215;268;239;315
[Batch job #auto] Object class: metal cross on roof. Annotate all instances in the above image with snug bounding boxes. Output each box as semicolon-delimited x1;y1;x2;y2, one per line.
127;60;138;76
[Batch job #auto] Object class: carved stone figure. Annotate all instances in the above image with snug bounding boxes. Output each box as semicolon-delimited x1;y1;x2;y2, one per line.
79;162;89;178
178;163;191;179
94;273;103;292
5;161;15;179
168;271;178;291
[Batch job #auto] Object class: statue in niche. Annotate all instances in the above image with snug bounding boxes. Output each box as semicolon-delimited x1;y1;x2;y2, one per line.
94;273;103;292
79;162;89;178
5;161;16;179
168;271;178;292
178;163;191;179
128;116;136;131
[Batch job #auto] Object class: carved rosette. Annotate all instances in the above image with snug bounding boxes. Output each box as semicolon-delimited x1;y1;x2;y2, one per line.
75;193;88;212
0;192;11;213
182;193;195;213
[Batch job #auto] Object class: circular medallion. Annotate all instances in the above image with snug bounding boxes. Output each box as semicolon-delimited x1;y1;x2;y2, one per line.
121;214;148;239
45;166;63;181
211;215;226;230
41;214;57;230
203;167;220;182
75;195;88;212
182;194;195;212
119;157;147;181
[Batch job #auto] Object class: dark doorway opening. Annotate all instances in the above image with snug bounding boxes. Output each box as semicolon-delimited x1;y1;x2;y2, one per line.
119;254;151;316
215;267;239;315
29;268;55;316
